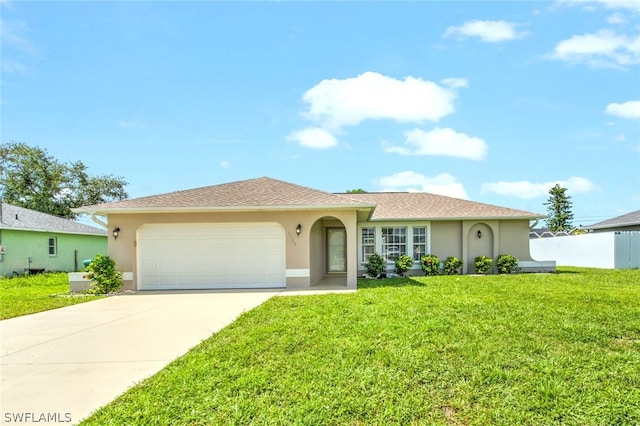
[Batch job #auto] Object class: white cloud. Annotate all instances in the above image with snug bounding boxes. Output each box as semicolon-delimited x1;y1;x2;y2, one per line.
605;100;640;119
441;77;469;89
378;171;469;199
444;20;528;43
386;128;488;161
607;12;627;24
481;177;596;199
549;29;640;67
301;71;457;130
287;127;338;149
220;160;230;169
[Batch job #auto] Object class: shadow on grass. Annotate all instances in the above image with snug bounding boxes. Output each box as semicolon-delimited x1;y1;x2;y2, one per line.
357;275;446;289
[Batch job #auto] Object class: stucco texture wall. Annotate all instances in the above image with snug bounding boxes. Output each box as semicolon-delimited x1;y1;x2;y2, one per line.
106;209;359;289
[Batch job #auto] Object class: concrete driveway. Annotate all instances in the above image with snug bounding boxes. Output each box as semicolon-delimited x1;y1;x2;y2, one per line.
0;290;280;425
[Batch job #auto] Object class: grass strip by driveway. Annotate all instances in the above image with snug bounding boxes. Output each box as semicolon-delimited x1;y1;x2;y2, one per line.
0;273;102;320
83;268;640;425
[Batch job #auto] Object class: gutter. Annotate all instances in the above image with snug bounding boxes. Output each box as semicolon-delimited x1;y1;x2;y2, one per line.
90;214;108;229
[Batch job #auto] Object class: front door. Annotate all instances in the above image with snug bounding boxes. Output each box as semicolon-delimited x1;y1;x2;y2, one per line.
327;228;346;273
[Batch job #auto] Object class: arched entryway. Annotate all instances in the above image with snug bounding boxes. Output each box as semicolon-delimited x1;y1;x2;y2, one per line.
467;223;494;274
309;216;349;287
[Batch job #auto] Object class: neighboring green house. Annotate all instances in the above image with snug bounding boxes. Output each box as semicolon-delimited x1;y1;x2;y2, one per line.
0;202;107;276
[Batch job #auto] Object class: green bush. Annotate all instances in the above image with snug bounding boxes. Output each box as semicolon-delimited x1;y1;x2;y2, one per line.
365;253;385;277
420;254;441;276
85;254;122;294
444;256;463;275
394;254;414;276
474;255;493;274
497;254;519;274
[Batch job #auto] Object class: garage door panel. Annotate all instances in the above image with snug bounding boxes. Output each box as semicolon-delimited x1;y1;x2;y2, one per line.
138;223;285;290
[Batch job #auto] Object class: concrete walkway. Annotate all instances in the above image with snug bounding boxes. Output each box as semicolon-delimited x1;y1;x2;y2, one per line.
0;290;282;425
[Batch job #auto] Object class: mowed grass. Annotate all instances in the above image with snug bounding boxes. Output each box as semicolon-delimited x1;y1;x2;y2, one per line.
83;268;640;425
0;273;102;319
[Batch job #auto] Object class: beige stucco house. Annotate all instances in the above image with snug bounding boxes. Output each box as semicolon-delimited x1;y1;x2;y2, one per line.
73;177;551;291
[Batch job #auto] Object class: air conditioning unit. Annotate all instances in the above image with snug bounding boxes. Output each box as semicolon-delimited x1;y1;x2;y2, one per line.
0;245;6;255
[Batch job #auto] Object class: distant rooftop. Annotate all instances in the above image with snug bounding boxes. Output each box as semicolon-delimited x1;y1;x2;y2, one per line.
586;210;640;230
0;202;107;236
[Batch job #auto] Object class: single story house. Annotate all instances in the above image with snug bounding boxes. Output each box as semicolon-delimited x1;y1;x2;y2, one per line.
585;210;640;233
74;177;552;291
0;202;107;276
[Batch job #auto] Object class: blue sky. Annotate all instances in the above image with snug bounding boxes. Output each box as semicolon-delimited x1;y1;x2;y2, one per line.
1;0;639;226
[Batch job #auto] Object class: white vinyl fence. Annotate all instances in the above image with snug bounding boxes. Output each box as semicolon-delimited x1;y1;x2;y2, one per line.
530;231;640;269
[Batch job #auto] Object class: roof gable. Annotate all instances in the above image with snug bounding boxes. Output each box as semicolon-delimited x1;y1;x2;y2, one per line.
0;203;107;236
342;192;543;220
75;177;375;214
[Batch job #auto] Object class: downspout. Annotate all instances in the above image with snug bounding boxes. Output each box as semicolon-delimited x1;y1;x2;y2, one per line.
530;219;539;229
90;214;108;229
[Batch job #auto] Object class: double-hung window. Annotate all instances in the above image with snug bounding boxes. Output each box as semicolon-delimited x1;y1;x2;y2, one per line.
381;227;407;262
361;227;375;262
48;237;57;256
412;227;427;261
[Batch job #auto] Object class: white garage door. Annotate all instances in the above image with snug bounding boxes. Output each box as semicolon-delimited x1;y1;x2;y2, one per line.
137;223;285;290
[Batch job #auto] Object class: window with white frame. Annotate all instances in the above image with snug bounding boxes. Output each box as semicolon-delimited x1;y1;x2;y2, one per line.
361;227;375;262
413;227;427;261
381;227;407;262
48;237;57;256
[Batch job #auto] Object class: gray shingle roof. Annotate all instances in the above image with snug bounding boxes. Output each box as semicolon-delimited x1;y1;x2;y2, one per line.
74;177;543;220
74;177;375;214
342;192;544;220
0;203;107;236
587;210;640;230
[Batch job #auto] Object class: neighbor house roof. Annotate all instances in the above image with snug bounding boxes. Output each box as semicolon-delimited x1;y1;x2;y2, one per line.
342;192;544;220
586;210;640;230
0;202;107;236
74;177;376;215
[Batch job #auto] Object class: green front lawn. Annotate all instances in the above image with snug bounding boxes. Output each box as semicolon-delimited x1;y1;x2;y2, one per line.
0;273;102;320
84;268;640;425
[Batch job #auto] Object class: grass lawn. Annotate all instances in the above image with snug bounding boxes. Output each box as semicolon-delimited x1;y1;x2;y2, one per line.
83;268;640;425
0;273;102;320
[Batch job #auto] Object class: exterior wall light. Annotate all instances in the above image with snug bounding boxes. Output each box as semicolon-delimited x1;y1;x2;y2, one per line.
296;224;302;236
113;227;121;240
477;230;482;239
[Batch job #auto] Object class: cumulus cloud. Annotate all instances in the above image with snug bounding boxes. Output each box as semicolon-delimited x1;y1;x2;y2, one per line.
481;177;595;199
385;128;488;161
378;171;469;199
287;127;338;149
444;20;528;42
549;29;640;67
301;71;458;130
605;100;640;119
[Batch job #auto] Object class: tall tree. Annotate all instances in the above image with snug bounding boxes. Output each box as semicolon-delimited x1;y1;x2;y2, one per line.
544;184;574;231
0;142;128;219
346;188;367;193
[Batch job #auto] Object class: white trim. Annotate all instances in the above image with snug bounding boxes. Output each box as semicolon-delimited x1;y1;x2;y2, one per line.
286;269;310;278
